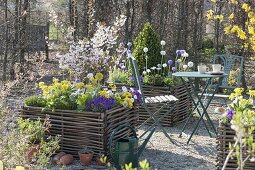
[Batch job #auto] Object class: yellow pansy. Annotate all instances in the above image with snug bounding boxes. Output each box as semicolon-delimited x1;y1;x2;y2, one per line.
124;97;133;108
211;0;216;3
234;88;244;96
242;3;250;12
75;82;85;89
229;0;238;4
95;73;104;82
108;84;117;92
99;90;110;98
38;82;45;88
121;92;132;98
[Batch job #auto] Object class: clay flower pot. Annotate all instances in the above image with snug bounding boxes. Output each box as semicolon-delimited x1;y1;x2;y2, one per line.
78;150;94;166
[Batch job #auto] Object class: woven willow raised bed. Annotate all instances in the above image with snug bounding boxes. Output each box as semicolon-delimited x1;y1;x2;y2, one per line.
21;106;137;158
110;83;192;127
217;123;255;170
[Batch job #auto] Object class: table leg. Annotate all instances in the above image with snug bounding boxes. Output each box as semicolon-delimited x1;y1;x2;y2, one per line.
186;77;224;144
179;77;212;138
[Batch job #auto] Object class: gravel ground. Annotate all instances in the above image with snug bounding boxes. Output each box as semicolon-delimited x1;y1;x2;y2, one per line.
49;101;225;170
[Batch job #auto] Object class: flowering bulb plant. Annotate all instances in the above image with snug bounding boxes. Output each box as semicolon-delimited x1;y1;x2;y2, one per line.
24;73;142;112
216;88;255;169
142;48;193;86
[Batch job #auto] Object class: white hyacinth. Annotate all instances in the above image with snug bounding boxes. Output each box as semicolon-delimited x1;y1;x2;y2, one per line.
188;61;194;68
162;63;167;68
143;71;147;75
183;65;188;70
160;51;166;55
143;47;148;53
160;40;166;46
151;67;156;70
146;69;151;73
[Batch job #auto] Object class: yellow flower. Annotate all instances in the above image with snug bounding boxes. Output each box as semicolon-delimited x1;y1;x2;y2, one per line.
234;88;244;96
16;166;25;170
211;0;216;3
242;3;250;12
248;26;255;35
248;12;254;18
206;10;214;20
243;43;249;49
121;92;132;98
231;25;239;33
250;17;255;24
224;25;232;35
248;90;255;97
214;15;224;22
229;0;238;4
95;73;104;82
99;90;110;98
75;82;85;89
124;97;133;109
228;13;234;20
237;29;247;40
108;84;117;92
38;82;45;88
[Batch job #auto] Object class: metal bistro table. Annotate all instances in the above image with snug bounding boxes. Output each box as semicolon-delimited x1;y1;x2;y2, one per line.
172;71;227;144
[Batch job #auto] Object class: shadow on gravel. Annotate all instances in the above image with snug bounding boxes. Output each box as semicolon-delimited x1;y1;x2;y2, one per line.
141;148;214;170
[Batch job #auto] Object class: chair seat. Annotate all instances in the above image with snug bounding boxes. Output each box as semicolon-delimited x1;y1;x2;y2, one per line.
145;95;178;104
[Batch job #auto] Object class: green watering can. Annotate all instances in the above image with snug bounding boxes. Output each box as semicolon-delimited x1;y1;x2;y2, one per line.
109;125;155;169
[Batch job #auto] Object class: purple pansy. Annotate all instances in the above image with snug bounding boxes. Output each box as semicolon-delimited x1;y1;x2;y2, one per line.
75;79;81;83
180;50;186;54
119;63;124;68
176;50;181;55
86;96;116;112
168;60;173;65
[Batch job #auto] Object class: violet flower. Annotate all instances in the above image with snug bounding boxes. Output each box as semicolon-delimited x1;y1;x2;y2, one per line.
180;50;186;55
168;60;173;65
86;96;116;112
227;109;235;120
172;67;177;72
176;50;181;55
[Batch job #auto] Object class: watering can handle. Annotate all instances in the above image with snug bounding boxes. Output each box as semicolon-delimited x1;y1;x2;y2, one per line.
109;125;137;165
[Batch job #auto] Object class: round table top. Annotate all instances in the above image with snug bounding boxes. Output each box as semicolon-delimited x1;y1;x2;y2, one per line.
172;71;228;78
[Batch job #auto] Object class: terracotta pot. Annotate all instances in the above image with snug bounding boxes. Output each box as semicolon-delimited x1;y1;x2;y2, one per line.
53;152;66;164
78;150;94;166
59;154;74;165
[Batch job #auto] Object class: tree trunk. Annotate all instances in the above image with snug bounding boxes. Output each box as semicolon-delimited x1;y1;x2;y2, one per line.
3;0;8;81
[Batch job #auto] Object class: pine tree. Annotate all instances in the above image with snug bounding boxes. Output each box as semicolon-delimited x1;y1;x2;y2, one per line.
133;23;161;72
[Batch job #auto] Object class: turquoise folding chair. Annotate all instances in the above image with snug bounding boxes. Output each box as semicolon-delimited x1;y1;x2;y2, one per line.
128;56;178;144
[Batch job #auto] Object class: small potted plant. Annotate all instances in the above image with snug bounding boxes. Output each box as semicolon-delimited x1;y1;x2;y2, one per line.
78;146;94;166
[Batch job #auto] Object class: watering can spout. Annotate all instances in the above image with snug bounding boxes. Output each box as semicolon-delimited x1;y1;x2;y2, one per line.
137;127;155;157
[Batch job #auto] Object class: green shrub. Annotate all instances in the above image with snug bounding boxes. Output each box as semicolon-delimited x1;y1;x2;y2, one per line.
133;23;161;72
202;38;214;49
24;95;46;107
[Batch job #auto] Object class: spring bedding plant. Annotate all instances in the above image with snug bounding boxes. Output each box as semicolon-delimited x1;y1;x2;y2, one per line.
24;73;142;112
216;88;255;169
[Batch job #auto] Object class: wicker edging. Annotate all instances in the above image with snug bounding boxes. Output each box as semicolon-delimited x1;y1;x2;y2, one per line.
217;123;255;170
21;106;137;158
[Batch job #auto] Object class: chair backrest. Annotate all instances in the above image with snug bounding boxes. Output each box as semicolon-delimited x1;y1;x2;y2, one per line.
128;57;146;102
212;54;244;89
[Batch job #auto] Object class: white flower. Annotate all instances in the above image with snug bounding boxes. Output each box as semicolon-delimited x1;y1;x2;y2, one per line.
162;63;167;68
142;71;147;75
134;95;137;99
151;67;156;70
182;52;189;57
183;65;188;70
188;61;194;68
131;98;135;102
146;69;151;73
121;65;126;69
250;157;255;162
156;68;161;70
160;51;166;55
107;90;113;96
122;86;128;92
143;47;148;53
157;64;161;68
87;73;94;79
160;40;166;46
176;59;182;63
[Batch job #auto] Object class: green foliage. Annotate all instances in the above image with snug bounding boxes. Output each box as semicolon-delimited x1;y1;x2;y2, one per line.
0;117;59;169
133;23;161;72
18;117;47;143
202;38;214;49
143;74;183;87
76;93;92;111
108;69;133;85
25;95;46;107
